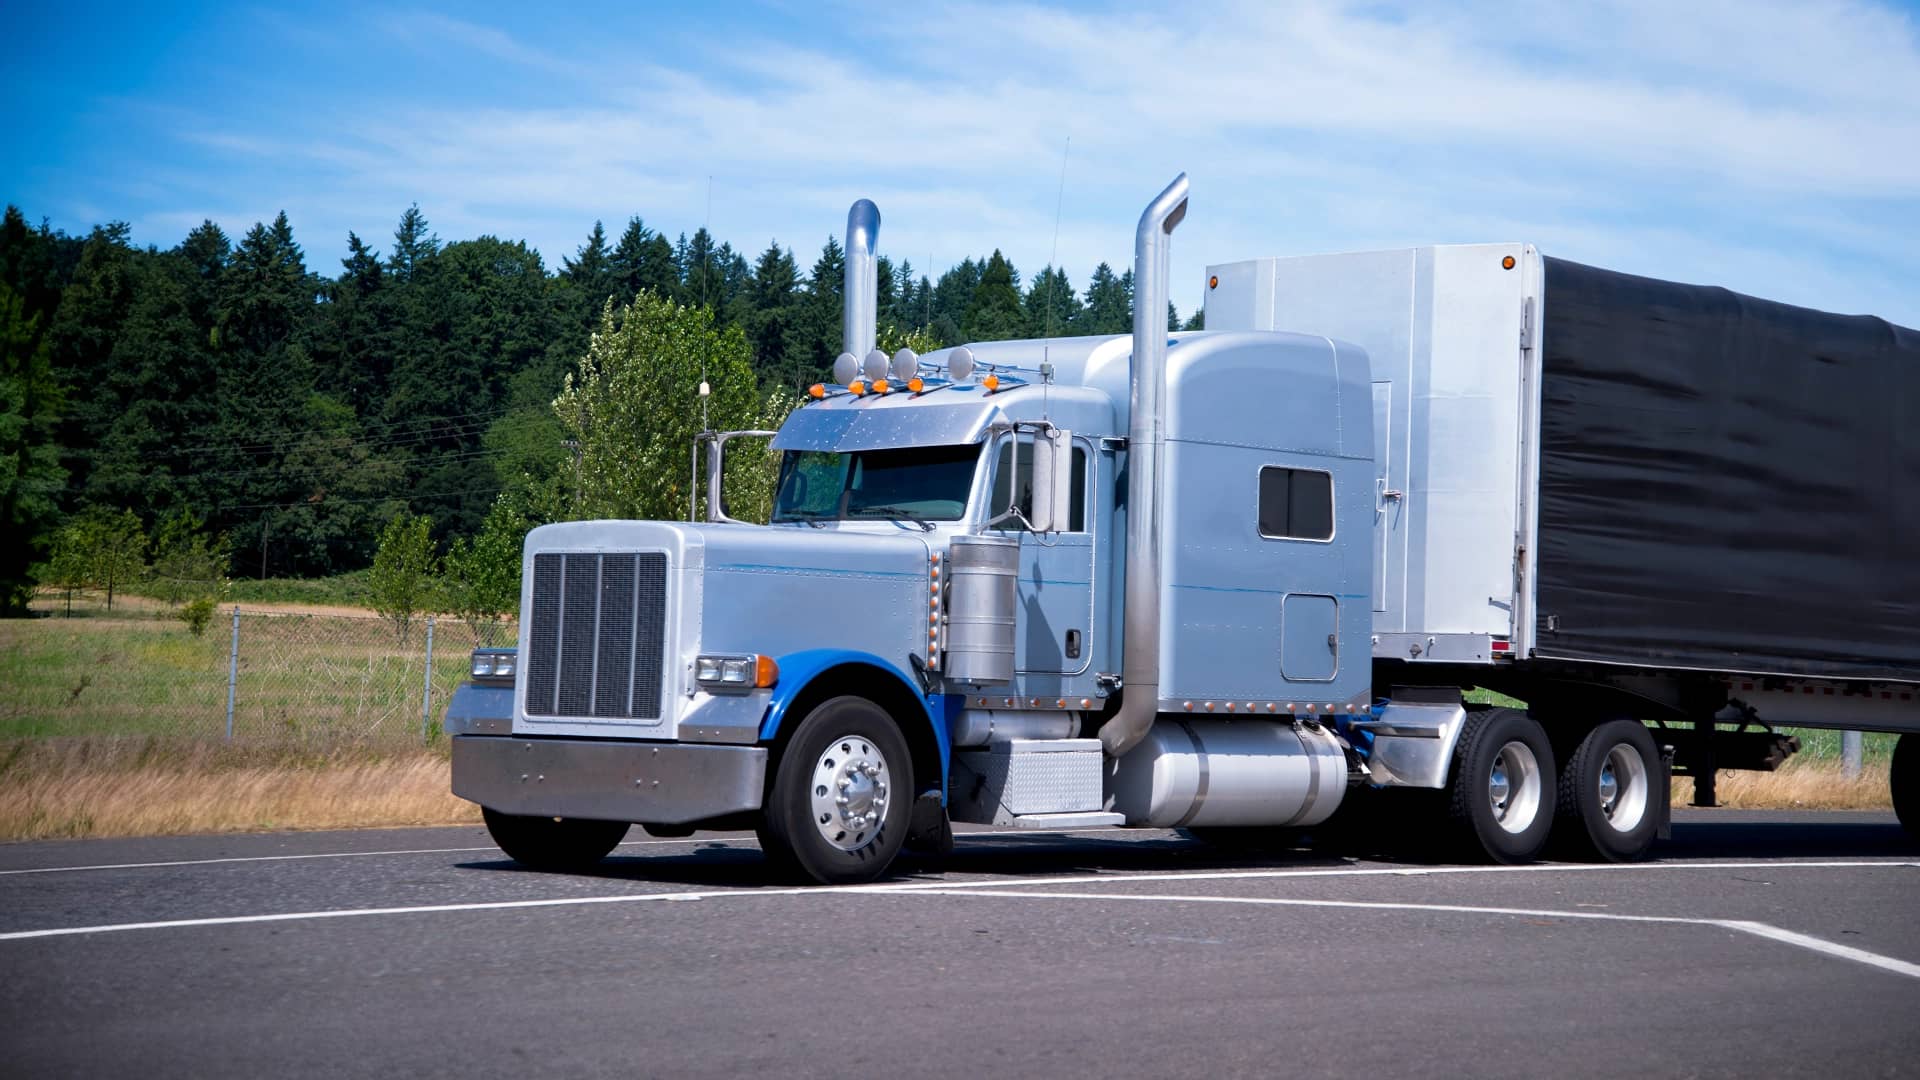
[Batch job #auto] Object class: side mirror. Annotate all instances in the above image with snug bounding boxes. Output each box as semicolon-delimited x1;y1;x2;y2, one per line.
1027;428;1073;533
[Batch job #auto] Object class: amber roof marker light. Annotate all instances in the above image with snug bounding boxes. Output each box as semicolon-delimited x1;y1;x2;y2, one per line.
1502;255;1516;270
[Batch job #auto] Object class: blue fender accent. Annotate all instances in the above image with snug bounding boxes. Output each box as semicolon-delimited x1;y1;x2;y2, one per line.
759;649;960;800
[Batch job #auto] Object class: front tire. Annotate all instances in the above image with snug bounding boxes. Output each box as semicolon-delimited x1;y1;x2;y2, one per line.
1554;719;1662;862
1894;734;1919;843
1446;708;1555;864
760;696;912;884
482;807;630;871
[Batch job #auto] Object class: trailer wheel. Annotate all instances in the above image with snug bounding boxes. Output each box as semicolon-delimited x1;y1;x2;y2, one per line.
482;807;629;872
1554;719;1662;862
1446;708;1555;864
759;695;912;884
1894;734;1919;843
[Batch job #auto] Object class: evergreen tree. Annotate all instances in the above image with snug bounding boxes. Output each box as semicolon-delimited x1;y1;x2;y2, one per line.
931;257;981;345
0;281;66;613
963;250;1024;342
795;236;845;382
1022;266;1083;339
561;220;615;326
743;241;802;389
1081;262;1131;335
386;205;438;282
610;216;679;308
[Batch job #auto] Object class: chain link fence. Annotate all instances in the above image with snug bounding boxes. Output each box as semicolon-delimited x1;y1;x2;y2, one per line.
0;607;512;748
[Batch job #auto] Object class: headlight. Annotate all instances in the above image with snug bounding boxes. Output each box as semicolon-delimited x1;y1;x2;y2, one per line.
695;654;778;692
469;649;517;684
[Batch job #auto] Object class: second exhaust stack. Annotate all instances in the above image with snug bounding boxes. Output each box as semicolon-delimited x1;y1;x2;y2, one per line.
843;199;881;363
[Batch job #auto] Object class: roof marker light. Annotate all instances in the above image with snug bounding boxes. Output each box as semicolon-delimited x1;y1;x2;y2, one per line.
982;374;1001;392
808;384;827;399
873;379;890;393
848;380;867;396
948;346;976;383
907;377;925;393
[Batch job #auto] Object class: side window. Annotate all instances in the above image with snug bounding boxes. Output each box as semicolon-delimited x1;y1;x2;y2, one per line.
993;438;1088;532
1258;466;1333;541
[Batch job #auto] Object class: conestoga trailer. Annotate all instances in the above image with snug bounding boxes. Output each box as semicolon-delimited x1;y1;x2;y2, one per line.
448;176;1920;882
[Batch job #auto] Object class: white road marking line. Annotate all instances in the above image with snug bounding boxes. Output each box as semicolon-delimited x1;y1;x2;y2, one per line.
881;888;1920;981
871;859;1920;894
0;828;1140;877
1;859;1916;946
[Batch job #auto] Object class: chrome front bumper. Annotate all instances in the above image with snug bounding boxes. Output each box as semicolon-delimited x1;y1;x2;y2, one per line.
452;735;768;825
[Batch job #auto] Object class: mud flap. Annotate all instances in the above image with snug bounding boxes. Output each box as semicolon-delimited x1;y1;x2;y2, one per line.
905;789;954;856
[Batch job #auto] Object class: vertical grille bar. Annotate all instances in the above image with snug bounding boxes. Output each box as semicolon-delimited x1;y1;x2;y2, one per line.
594;555;636;717
556;554;599;716
525;555;562;713
632;553;667;719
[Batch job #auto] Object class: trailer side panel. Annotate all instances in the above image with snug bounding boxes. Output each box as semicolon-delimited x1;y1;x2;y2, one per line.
1534;258;1920;681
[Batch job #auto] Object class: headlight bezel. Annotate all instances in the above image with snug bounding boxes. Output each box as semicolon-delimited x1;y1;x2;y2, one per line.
694;653;777;693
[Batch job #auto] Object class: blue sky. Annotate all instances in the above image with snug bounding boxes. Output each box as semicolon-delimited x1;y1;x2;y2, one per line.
6;0;1918;325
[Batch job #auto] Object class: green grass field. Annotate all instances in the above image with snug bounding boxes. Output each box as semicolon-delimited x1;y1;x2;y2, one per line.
1;599;500;747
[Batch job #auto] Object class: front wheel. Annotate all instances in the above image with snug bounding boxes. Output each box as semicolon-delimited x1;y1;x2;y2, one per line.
1554;719;1662;862
1893;734;1919;843
482;807;630;871
1446;708;1555;864
759;696;912;884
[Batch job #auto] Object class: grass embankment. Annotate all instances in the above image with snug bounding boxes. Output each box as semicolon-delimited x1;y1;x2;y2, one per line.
0;740;478;841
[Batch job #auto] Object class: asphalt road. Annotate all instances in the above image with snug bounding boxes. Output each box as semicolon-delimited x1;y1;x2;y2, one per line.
2;810;1916;1079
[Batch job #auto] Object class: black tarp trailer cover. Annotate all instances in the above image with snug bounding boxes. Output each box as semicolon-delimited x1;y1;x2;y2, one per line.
1534;258;1920;682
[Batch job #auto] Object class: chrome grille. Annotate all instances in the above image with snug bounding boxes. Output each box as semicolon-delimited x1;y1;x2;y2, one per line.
524;552;668;720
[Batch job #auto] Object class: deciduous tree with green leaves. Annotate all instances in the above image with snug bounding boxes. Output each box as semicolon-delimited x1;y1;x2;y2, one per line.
442;498;527;645
42;506;146;611
368;512;438;643
549;292;780;524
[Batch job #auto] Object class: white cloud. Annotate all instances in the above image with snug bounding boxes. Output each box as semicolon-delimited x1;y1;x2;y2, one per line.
163;0;1920;324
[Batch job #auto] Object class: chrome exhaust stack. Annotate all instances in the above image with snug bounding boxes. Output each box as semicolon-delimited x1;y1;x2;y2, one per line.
841;199;881;367
1100;173;1189;759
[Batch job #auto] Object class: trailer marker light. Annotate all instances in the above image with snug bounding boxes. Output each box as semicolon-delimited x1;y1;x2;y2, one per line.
1502;255;1516;270
808;384;827;399
1208;275;1219;289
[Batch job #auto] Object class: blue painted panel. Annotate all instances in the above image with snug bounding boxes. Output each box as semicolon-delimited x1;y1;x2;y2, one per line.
759;648;953;796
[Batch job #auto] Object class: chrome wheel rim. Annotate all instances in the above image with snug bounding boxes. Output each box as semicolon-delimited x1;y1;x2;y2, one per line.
1598;743;1649;833
808;735;891;852
1488;740;1542;835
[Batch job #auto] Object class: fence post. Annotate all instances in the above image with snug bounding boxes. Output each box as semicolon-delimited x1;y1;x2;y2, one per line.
422;615;436;743
225;606;241;742
1841;730;1863;779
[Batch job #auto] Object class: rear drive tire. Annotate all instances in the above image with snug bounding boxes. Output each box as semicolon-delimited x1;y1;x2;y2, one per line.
1893;734;1919;843
1554;719;1662;862
1446;708;1555;864
759;696;912;884
482;807;630;871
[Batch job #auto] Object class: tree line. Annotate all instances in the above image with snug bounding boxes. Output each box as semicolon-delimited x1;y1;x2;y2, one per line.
0;202;1201;616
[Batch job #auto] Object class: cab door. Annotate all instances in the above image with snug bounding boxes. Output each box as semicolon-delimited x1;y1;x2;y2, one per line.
988;433;1096;678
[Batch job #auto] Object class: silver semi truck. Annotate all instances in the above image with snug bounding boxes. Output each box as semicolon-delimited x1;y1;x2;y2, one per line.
447;175;1920;883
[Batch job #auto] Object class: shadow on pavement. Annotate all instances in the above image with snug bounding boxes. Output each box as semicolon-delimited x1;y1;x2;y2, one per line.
453;811;1914;888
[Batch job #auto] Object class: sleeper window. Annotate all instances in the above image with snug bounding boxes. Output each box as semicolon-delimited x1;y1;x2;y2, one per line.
1257;466;1333;541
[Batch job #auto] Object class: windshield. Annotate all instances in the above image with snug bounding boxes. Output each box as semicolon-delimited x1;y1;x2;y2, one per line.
772;444;983;523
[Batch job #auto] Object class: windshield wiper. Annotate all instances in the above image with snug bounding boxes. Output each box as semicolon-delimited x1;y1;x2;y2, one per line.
776;510;831;528
851;506;934;532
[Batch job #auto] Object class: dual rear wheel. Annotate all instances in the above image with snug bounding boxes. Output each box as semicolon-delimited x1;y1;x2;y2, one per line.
1445;708;1662;863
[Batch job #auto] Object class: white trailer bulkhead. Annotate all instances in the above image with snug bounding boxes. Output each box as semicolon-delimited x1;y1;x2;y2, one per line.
448;176;1920;883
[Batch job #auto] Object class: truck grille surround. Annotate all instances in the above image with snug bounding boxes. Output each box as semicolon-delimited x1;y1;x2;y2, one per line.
524;552;668;720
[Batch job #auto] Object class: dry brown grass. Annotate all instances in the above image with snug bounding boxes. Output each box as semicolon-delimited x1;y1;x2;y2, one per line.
0;739;479;842
0;737;1893;844
1671;757;1893;810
